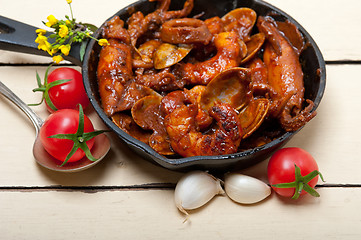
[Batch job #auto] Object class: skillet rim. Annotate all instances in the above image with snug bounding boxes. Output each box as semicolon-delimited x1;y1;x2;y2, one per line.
82;0;326;171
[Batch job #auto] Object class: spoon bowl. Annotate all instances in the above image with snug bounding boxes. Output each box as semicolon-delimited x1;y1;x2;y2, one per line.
33;133;110;172
0;81;110;173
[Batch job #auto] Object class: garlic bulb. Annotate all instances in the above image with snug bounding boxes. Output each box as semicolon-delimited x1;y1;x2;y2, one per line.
174;171;224;215
224;173;271;204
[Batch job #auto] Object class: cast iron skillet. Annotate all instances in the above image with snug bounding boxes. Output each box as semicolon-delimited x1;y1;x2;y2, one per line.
0;0;326;171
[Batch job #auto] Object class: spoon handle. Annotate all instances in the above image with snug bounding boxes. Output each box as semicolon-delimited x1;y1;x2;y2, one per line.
0;81;44;134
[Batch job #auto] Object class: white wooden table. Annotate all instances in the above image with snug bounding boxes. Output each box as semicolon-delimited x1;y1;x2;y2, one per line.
1;0;361;239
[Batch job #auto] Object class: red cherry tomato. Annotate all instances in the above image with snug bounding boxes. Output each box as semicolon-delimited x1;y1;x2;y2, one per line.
267;147;322;199
39;109;95;163
46;67;89;112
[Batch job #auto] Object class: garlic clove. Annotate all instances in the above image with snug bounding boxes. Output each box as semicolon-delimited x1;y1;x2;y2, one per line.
174;171;224;215
224;173;271;204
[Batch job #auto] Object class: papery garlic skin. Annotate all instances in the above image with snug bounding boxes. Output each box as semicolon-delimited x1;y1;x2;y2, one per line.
174;171;224;215
224;173;271;204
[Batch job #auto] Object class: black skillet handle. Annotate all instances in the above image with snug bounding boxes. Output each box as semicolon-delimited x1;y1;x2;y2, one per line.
0;16;82;66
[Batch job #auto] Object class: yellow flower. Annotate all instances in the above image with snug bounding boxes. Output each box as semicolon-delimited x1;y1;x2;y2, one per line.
35;34;47;44
45;15;58;27
35;35;52;53
59;44;71;56
53;55;64;64
65;20;71;26
59;25;69;38
49;48;58;56
98;39;109;46
39;42;52;53
66;0;72;4
36;29;47;35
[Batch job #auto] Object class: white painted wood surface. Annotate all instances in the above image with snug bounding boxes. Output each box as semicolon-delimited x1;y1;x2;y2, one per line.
1;0;361;239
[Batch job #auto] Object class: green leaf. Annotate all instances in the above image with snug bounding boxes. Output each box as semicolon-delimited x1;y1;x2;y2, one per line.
29;65;51;106
79;142;98;162
272;182;297;188
82;130;109;142
45;79;71;112
47;79;71;89
48;133;74;140
44;64;52;85
80;40;87;62
303;184;320;197
35;71;42;87
83;23;98;32
44;91;57;112
60;143;79;167
292;182;303;199
76;104;85;136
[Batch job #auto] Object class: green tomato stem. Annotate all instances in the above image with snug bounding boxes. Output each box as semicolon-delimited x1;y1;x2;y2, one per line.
48;104;109;166
272;164;325;199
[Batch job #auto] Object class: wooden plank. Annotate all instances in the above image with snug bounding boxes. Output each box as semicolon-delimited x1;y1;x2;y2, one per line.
0;64;361;186
0;0;361;63
1;187;360;239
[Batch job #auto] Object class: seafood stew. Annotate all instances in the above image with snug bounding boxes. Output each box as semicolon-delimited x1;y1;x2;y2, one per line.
82;0;325;170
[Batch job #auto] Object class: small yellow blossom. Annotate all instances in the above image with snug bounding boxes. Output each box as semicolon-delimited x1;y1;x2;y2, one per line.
40;42;52;54
59;25;69;38
65;20;71;26
98;39;109;46
53;55;64;64
59;44;71;56
36;29;47;35
35;35;52;53
49;48;58;56
45;15;58;27
35;34;47;44
66;0;72;4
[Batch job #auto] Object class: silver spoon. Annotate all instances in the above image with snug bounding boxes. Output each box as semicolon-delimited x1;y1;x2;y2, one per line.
0;80;110;172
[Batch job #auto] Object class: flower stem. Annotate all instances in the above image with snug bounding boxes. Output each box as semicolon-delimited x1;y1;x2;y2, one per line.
68;3;74;21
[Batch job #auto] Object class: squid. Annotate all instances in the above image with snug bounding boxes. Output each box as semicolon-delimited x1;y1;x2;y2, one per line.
257;16;316;131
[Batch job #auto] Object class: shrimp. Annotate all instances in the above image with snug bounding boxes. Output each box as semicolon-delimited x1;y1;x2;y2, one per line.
175;31;243;85
164;101;243;157
160;88;213;131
